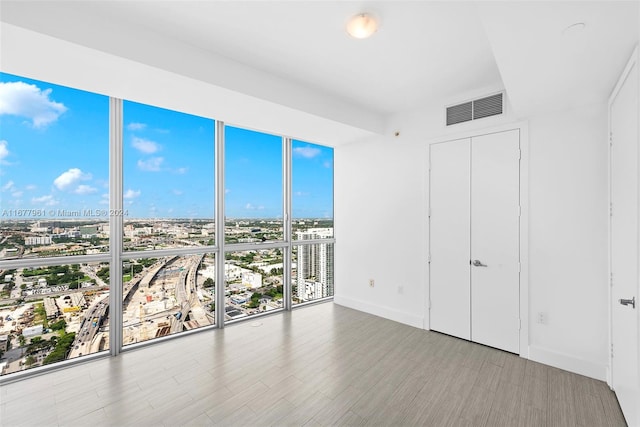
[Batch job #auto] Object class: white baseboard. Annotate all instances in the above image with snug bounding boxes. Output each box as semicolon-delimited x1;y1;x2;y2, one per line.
333;295;424;329
528;345;607;381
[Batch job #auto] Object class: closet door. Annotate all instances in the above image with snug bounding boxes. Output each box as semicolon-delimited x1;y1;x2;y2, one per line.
429;129;521;354
429;139;471;339
470;130;521;353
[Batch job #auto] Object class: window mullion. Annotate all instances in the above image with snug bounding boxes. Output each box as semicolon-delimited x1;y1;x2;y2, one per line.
283;137;293;311
215;121;226;327
109;97;123;356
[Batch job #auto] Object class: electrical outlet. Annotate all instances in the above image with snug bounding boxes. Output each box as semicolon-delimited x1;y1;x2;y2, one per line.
369;279;375;287
537;312;547;324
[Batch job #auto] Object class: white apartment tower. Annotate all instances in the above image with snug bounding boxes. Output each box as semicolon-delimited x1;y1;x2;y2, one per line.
295;228;334;301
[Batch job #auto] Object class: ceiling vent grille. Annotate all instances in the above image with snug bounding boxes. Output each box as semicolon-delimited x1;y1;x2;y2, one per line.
446;102;473;126
446;93;503;126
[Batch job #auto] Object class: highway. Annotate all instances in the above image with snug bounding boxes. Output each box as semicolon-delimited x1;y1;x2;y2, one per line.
67;295;108;358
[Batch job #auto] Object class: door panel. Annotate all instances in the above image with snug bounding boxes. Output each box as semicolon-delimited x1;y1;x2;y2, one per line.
611;60;639;426
471;130;520;353
429;139;471;339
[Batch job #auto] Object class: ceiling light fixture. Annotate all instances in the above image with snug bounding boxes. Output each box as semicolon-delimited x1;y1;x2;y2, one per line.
346;13;378;39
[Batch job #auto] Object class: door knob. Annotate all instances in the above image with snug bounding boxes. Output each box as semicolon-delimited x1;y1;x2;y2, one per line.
472;260;487;267
619;297;636;309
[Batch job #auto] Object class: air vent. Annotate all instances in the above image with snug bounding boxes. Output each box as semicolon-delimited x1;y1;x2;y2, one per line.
473;93;503;119
446;93;503;126
446;102;473;126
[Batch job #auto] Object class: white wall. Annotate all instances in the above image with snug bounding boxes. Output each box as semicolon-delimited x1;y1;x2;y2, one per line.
526;104;609;379
335;101;610;380
334;135;428;328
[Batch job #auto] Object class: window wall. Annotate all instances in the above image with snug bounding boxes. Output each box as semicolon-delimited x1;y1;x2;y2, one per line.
0;73;334;378
291;140;335;304
0;73;110;375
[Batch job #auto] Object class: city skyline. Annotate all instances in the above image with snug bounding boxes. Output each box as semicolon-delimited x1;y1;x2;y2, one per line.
0;73;334;220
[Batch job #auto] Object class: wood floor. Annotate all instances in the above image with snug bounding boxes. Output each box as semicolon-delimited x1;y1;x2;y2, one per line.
0;302;626;426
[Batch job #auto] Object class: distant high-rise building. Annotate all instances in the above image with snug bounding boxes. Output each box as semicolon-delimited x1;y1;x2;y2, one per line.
295;228;334;301
25;236;53;246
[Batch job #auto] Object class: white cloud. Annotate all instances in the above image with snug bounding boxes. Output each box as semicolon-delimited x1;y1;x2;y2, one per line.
137;157;164;172
294;191;309;197
127;122;147;131
74;184;97;195
11;191;23;197
1;180;14;192
0;81;67;128
25;184;37;191
132;136;160;154
172;189;183;196
53;168;91;190
123;189;141;199
245;203;264;210
323;160;332;169
173;167;188;175
0;140;9;162
225;188;231;194
293;146;321;159
99;193;109;205
32;195;58;206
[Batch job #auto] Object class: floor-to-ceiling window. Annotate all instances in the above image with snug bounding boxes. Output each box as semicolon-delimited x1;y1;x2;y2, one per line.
0;73;334;377
122;101;216;345
291;140;335;305
224;126;286;320
0;73;110;374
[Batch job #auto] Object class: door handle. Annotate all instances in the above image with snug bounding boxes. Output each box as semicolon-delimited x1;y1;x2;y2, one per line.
619;297;636;309
472;260;487;267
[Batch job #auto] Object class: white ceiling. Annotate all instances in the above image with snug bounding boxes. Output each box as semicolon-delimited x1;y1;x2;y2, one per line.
478;1;639;118
95;1;502;115
1;1;639;128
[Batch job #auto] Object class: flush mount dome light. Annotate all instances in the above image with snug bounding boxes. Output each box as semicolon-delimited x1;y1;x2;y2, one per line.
347;13;378;39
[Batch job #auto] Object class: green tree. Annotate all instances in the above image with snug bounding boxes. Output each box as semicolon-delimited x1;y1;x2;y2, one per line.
247;292;262;308
97;267;110;281
138;258;157;267
49;319;67;331
25;355;36;366
43;332;76;365
18;334;26;346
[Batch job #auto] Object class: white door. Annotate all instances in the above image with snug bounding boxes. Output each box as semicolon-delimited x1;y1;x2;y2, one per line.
429;138;471;339
429;129;520;354
610;54;640;427
471;130;520;354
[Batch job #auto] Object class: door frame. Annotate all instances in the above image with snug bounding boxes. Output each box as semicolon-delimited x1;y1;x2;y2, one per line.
608;45;639;388
425;121;530;358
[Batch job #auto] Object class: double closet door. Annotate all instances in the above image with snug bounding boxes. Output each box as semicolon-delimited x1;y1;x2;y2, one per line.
429;129;521;354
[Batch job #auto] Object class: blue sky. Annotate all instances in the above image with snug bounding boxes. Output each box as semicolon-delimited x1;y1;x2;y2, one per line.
0;73;333;219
